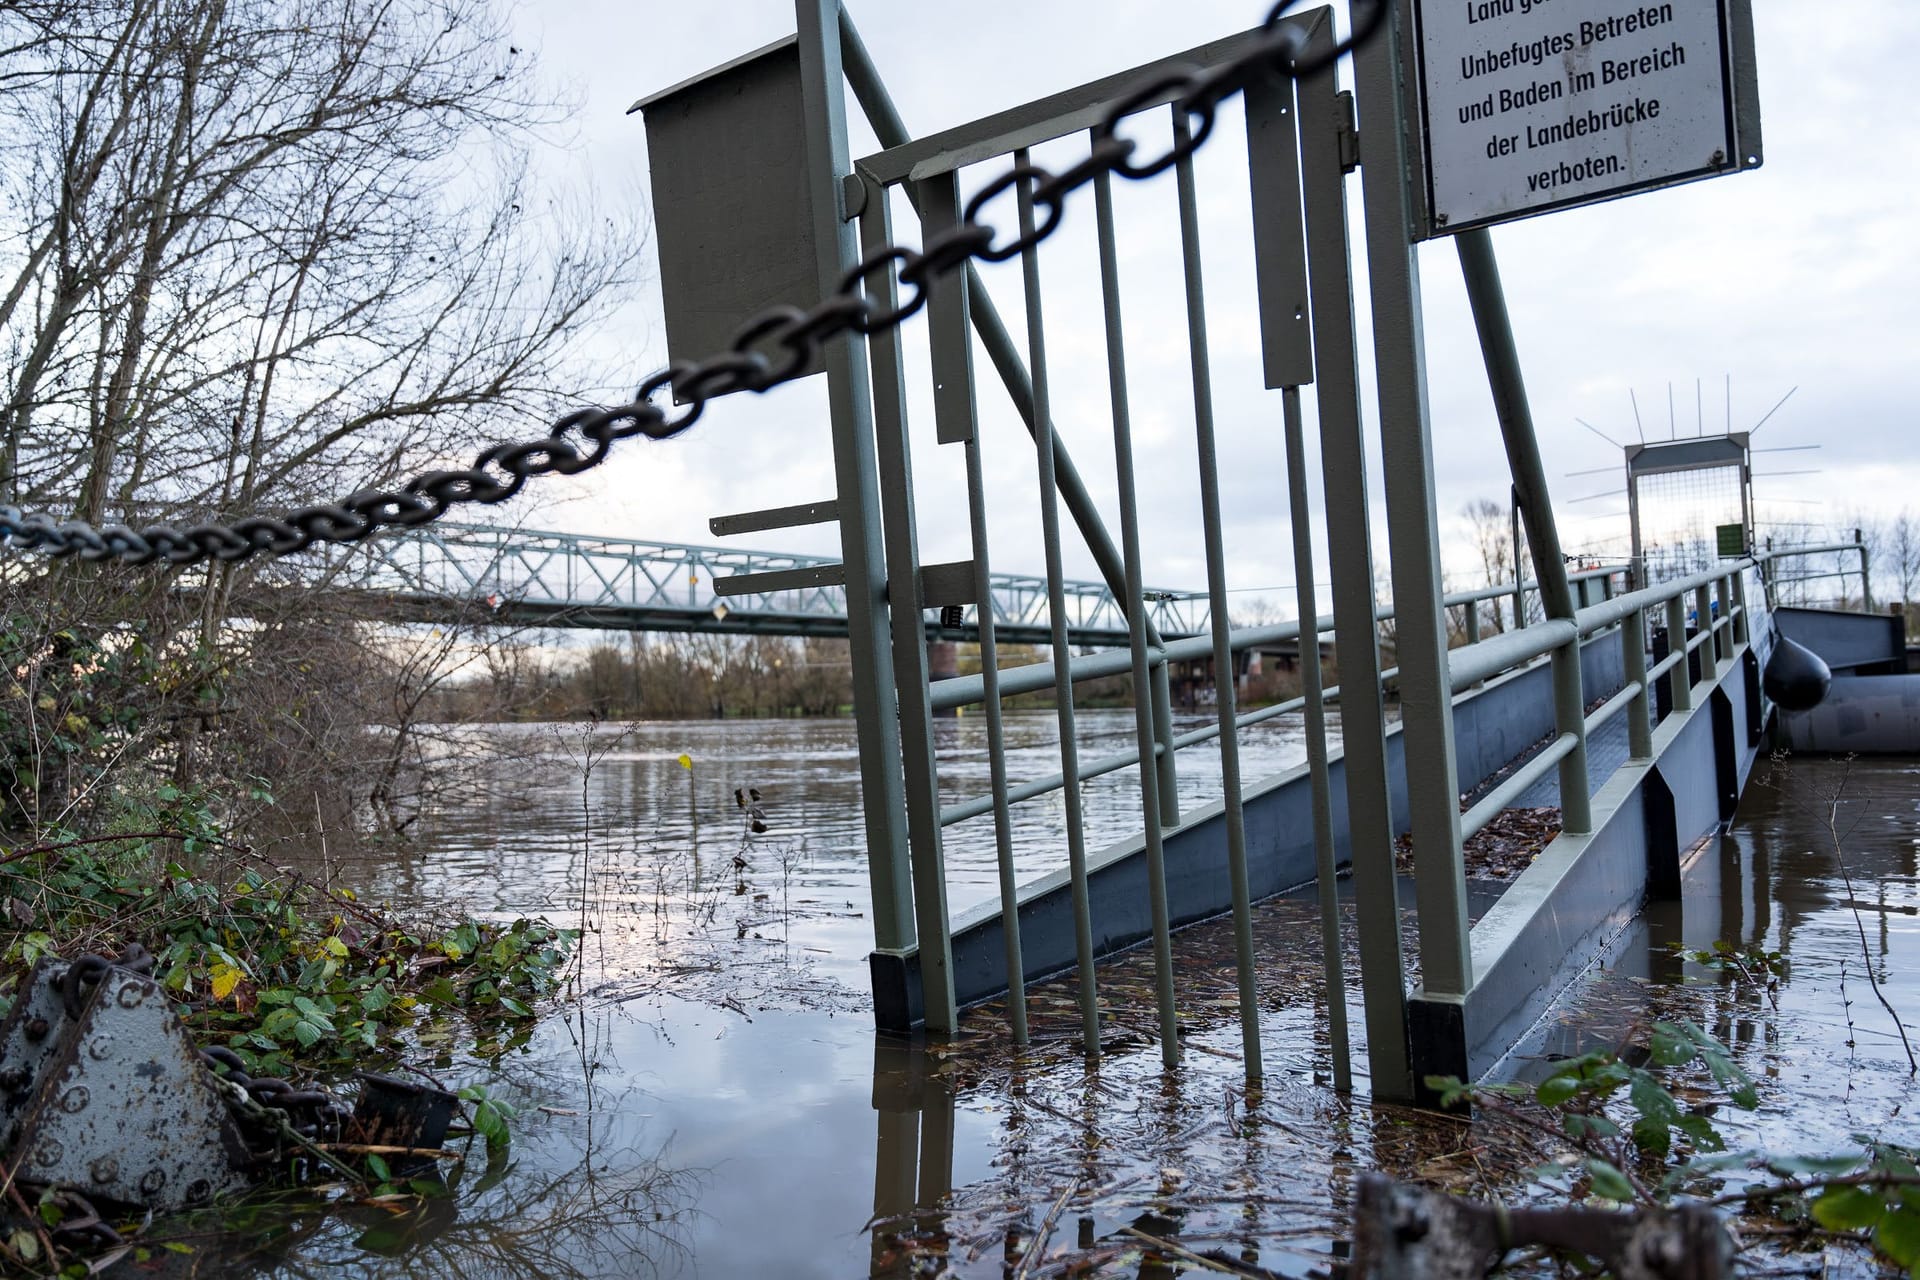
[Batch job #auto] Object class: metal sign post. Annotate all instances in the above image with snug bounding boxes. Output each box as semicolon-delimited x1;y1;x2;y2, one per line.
1409;0;1763;236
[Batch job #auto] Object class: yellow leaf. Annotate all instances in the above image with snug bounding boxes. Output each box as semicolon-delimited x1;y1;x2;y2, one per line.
676;754;693;771
209;963;244;1001
324;936;349;959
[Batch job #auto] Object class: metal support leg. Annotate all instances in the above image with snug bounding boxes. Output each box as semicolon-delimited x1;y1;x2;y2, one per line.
1668;595;1694;712
1696;584;1716;676
794;1;918;1005
1016;160;1091;1053
1732;570;1750;646
1552;641;1593;834
1715;577;1733;663
1356;13;1470;1005
1286;385;1352;1093
1301;18;1410;1098
1093;165;1180;1066
1625;607;1653;761
851;168;958;1033
1174;119;1262;1079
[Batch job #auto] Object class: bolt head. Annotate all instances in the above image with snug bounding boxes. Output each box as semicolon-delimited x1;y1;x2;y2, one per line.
59;1085;89;1113
89;1155;119;1184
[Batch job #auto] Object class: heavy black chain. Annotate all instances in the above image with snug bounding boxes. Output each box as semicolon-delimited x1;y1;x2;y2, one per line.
0;1;1385;570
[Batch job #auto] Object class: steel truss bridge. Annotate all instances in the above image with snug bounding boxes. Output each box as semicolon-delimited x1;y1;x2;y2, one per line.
311;522;1208;646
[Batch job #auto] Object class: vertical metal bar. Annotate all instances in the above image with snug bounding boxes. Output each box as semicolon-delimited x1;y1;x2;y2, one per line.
918;169;1019;1038
1298;14;1411;1098
1732;568;1750;646
1285;384;1351;1093
1511;488;1525;627
1093;162;1180;1068
1859;536;1875;613
1150;662;1181;826
1715;576;1733;663
1355;10;1471;1004
1016;156;1092;1055
961;426;1026;1043
854;170;958;1033
1464;599;1480;646
1667;594;1694;712
1456;227;1590;844
1696;583;1715;675
1173;116;1262;1080
1552;641;1593;833
1625;606;1653;760
792;0;917;976
835;13;1163;642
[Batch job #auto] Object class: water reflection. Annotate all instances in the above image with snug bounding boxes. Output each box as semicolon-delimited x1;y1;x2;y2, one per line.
336;711;1330;991
869;1037;955;1279
242;723;1920;1276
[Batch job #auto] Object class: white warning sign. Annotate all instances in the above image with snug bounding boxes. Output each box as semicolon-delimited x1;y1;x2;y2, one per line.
1414;0;1754;234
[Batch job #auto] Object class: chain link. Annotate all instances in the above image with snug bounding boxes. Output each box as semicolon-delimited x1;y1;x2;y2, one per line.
0;1;1385;570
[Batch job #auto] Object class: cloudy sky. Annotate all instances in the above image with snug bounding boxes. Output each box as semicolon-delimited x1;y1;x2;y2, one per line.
498;1;1920;608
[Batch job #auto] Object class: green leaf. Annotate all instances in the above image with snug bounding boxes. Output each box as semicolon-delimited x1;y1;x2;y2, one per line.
1536;1075;1581;1107
1648;1025;1693;1068
1812;1185;1886;1232
1585;1159;1636;1204
1562;1113;1620;1142
1673;1113;1725;1154
1874;1206;1920;1268
1767;1154;1869;1178
365;1153;391;1184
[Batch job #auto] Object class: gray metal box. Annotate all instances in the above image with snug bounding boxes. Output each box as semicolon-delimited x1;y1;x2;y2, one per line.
631;36;823;400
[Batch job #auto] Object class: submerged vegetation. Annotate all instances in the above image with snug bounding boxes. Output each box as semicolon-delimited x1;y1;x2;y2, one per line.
1433;1021;1920;1275
0;802;573;1075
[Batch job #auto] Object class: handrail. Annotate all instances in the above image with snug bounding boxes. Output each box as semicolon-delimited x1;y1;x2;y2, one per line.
930;566;1631;712
933;551;1808;831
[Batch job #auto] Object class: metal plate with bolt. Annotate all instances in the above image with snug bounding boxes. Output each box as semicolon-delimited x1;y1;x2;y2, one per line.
0;959;252;1212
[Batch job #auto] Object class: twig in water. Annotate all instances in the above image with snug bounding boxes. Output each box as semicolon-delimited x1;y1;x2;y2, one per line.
1012;1178;1079;1280
1821;762;1916;1073
1122;1225;1272;1276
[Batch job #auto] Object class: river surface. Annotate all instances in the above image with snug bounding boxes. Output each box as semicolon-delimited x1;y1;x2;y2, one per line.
225;719;1918;1279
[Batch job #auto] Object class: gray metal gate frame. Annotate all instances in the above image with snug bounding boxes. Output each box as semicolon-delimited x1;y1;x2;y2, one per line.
704;0;1819;1104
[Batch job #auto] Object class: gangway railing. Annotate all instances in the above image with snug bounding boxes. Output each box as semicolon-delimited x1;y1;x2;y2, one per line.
930;565;1628;830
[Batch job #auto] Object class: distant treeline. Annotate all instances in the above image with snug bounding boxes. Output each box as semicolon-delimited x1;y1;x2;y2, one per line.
419;631;1326;724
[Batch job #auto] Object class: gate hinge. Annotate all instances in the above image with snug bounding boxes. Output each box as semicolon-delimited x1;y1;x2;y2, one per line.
1336;91;1360;173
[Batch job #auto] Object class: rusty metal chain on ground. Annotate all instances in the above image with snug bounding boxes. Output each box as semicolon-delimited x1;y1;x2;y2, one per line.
0;1;1385;569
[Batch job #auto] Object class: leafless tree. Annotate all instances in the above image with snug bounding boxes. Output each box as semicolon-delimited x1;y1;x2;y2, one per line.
1461;496;1518;634
0;0;649;837
1890;510;1920;637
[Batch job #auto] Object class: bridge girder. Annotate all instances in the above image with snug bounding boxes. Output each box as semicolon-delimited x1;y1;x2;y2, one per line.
317;523;1207;646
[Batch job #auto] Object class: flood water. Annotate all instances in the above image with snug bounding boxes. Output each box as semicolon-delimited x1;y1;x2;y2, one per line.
232;719;1918;1278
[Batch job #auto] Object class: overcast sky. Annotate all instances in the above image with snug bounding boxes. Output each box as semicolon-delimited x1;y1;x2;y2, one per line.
496;1;1920;607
